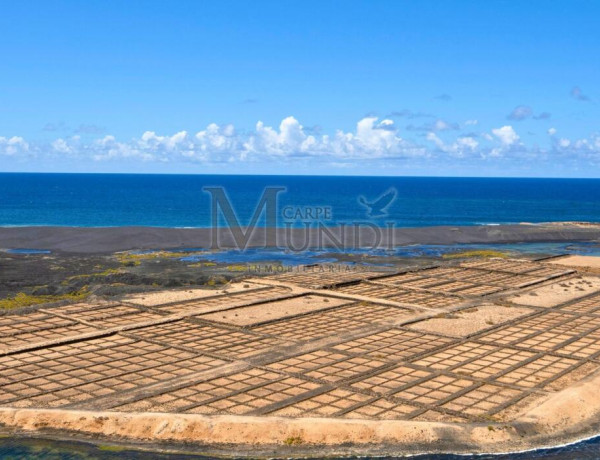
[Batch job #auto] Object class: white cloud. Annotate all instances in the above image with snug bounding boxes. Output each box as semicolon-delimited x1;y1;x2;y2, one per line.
194;123;239;160
457;136;479;150
0;136;29;156
244;116;318;157
552;133;600;160
3;117;600;168
492;126;519;145
433;120;453;131
241;116;422;160
31;116;424;164
52;138;75;154
92;135;155;161
139;130;191;152
558;138;571;148
426;133;478;157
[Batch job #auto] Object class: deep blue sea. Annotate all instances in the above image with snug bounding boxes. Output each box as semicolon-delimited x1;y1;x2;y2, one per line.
2;173;600;227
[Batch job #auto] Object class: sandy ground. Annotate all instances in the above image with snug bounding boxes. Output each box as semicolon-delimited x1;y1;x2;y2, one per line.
407;304;534;337
549;255;600;269
509;276;600;307
198;294;351;326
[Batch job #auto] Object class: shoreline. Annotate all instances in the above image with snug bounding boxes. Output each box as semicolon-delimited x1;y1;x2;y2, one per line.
3;363;600;457
2;365;600;459
5;431;600;460
3;241;600;456
0;222;599;254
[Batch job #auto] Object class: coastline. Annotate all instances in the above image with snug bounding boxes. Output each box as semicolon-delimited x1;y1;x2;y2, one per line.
2;364;600;459
1;222;600;253
3;355;600;458
2;230;600;457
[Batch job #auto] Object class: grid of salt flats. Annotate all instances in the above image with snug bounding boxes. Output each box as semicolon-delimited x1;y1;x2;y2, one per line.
262;269;394;288
125;319;292;359
250;302;413;341
557;292;600;314
0;315;101;354
0;335;228;409
157;286;293;315
460;259;573;277
0;258;597;424
42;303;164;328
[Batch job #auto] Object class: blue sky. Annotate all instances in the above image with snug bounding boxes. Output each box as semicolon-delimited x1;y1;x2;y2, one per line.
0;0;599;176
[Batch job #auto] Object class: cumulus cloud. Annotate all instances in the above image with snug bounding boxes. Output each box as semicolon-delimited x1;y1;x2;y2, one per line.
558;138;571;148
552;133;600;156
4;116;600;168
245;116;422;160
492;126;520;145
426;133;478;157
0;136;29;156
25;116;424;164
92;135;154;162
51;138;75;154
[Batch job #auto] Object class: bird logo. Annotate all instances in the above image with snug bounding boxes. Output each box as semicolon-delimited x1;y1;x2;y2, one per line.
358;187;397;218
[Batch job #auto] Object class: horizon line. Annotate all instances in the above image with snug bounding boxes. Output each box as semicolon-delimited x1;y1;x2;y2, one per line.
1;171;600;180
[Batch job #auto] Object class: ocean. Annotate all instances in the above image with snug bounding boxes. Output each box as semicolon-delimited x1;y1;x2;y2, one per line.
2;173;600;227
